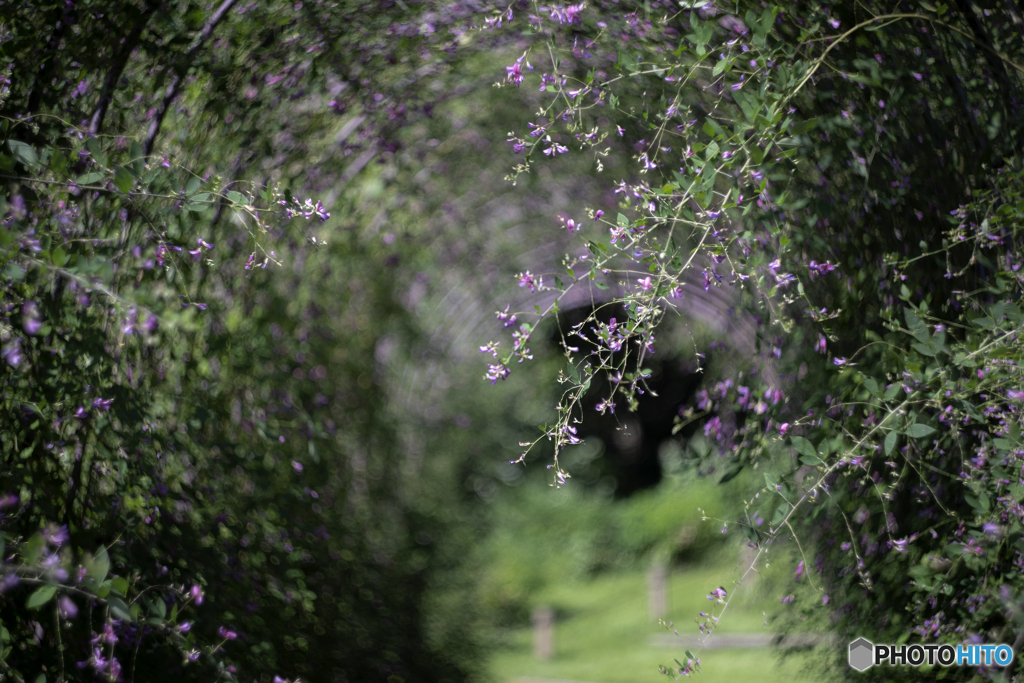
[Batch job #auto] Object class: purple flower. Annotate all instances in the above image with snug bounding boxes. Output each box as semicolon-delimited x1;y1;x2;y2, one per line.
0;494;19;509
22;302;42;335
91;398;113;411
517;271;539;293
190;584;203;605
983;522;1002;537
637;276;652;291
822;594;829;605
594;210;604;220
43;523;69;546
218;626;237;640
506;60;525;87
178;621;192;633
0;574;18;592
795;560;805;580
58;595;78;619
889;537;909;553
292;461;303;472
544;143;568;156
485;363;510;385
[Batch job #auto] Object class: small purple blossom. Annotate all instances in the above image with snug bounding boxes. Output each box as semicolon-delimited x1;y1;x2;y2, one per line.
517;271;539;293
58;595;78;619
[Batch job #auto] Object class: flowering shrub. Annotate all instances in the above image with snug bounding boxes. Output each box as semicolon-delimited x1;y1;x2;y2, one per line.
481;0;1024;678
0;1;509;682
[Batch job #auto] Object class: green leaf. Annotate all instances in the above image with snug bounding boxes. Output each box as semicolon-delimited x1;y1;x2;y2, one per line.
790;118;819;135
85;546;110;583
107;595;133;621
226;190;249;205
3;263;26;281
904;309;931;344
719;464;744;484
129;140;145;170
49;149;68;175
771;503;791;526
23;533;45;565
76;172;103;185
7;140;38;168
187;202;210;213
184;176;202;195
34;675;45;683
111;577;129;596
113;166;133;194
912;342;937;357
964;493;991;513
149;597;167;619
593;281;609;290
884;430;898;456
905;424;935;439
26;585;57;609
790;436;817;460
51;247;69;267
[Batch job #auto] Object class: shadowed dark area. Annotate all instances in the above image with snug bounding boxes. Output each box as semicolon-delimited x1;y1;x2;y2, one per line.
551;305;706;498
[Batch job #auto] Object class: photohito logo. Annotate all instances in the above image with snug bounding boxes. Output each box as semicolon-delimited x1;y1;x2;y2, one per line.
848;638;1015;671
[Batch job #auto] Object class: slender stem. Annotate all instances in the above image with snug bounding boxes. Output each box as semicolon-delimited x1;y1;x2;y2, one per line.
143;0;239;155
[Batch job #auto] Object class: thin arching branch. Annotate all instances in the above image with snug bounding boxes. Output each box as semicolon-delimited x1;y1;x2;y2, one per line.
143;0;238;156
90;2;157;136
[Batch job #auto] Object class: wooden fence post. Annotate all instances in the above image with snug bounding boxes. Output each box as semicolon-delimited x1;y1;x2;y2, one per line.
531;606;555;660
647;564;668;620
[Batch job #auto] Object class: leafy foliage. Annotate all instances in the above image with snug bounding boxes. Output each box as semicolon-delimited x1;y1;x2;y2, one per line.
480;0;1024;679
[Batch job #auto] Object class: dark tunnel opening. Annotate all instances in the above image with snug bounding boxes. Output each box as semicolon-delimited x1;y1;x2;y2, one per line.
551;304;708;499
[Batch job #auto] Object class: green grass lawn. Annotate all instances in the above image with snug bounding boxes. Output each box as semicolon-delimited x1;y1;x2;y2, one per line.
485;548;840;683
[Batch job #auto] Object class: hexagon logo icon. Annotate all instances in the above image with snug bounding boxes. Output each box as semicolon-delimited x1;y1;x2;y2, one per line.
849;637;874;672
